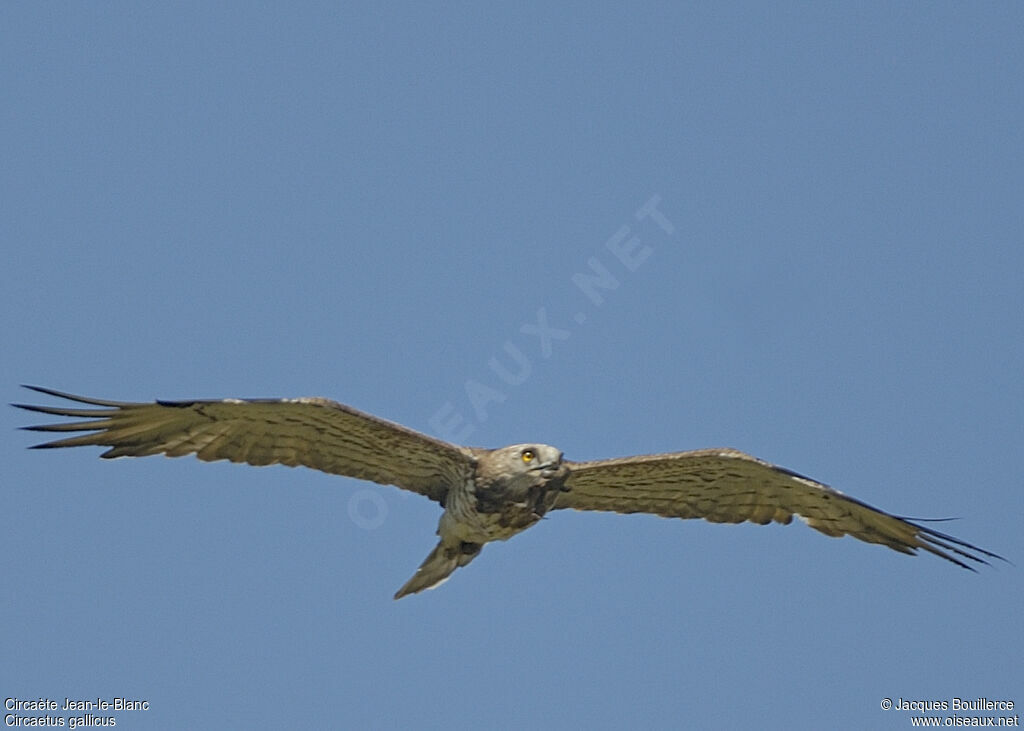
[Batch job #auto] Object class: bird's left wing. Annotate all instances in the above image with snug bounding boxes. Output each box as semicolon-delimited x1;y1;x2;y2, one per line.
15;386;473;504
556;448;1001;569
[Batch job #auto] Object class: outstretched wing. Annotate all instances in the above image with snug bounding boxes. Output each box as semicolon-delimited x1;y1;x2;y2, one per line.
15;386;474;504
557;448;1001;570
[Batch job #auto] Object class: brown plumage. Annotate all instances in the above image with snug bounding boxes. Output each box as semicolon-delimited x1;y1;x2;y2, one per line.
15;385;1002;598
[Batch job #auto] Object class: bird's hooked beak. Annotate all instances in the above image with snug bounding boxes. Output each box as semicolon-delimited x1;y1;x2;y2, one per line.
531;453;567;481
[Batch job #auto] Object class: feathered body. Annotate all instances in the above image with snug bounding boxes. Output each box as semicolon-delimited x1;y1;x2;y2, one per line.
397;444;569;598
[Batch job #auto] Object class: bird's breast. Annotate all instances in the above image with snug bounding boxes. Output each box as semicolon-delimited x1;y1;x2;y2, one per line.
444;474;560;543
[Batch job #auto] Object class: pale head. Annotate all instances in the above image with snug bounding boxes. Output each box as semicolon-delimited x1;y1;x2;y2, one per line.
475;443;568;495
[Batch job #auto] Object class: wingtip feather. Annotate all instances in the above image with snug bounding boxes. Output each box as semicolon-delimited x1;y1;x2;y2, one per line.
18;385;127;407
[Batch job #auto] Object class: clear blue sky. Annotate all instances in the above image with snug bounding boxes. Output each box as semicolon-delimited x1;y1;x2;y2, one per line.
3;4;1021;729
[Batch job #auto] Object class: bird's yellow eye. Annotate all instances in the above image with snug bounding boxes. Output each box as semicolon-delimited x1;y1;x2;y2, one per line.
521;449;535;463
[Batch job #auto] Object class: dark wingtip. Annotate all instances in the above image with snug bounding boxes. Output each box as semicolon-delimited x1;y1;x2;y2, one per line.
911;520;1009;569
11;384;57;411
987;551;1014;568
13;404;56;415
15;385;127;408
21;384;59;396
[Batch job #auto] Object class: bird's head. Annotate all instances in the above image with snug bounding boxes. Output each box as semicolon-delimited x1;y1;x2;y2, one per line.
483;443;569;491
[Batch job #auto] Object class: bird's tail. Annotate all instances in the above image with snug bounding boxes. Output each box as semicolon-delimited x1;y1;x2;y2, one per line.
394;539;482;600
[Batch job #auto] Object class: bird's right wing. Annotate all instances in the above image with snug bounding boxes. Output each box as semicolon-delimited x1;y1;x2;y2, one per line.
16;386;474;504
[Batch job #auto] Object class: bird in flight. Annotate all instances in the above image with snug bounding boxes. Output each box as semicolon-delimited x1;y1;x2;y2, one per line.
15;385;1001;598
